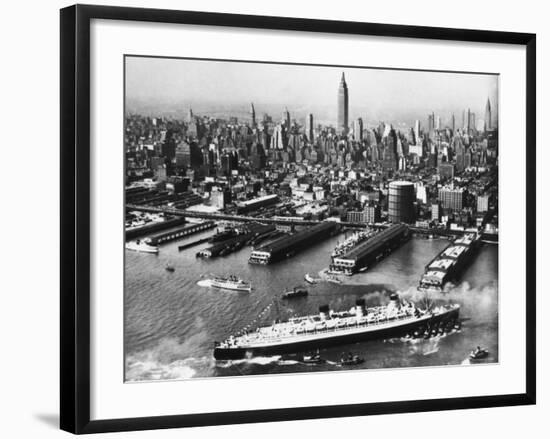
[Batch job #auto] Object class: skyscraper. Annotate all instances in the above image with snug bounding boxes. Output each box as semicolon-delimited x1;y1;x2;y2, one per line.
414;120;421;144
306;113;314;143
484;98;492;131
354;117;363;141
282;107;290;129
337;72;349;135
250;103;256;128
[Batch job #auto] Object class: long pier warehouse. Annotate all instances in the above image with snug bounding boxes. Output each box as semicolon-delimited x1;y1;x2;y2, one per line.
249;222;338;264
329;224;410;275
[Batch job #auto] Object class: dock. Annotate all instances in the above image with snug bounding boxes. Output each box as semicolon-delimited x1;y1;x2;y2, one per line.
328;224;410;275
125;216;188;241
196;223;276;258
147;221;216;245
249;222;339;264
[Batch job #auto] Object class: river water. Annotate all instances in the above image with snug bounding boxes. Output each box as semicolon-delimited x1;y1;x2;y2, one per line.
124;230;498;381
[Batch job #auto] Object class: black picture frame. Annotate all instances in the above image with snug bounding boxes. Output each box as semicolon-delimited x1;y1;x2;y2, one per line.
60;4;536;434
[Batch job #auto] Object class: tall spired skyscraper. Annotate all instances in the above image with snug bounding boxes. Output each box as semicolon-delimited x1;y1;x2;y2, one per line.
484;98;492;131
337;72;349;135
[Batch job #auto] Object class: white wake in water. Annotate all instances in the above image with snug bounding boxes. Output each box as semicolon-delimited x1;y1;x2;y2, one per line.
125;333;212;382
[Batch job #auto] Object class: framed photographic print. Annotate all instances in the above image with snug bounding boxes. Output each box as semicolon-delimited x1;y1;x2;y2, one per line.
60;4;536;434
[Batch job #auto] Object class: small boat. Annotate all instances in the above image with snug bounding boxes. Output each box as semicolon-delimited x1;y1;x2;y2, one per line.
470;347;489;360
302;351;324;364
304;273;317;284
340;353;365;366
358;266;368;273
165;265;175;272
281;287;308;300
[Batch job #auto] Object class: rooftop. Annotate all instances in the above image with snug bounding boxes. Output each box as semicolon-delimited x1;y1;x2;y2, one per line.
339;224;408;261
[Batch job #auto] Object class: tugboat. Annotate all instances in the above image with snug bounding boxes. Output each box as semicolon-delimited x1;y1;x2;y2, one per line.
340;352;365;366
281;287;308;300
302;350;324;364
470;346;489;360
165;264;175;272
214;294;460;360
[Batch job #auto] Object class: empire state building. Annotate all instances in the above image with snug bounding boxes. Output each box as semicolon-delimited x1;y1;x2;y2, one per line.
337;72;349;135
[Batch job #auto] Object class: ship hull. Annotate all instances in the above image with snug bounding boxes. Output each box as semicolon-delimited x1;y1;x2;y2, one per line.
214;307;459;360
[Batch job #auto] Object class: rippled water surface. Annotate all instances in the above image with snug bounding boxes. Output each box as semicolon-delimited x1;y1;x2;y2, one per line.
125;231;498;381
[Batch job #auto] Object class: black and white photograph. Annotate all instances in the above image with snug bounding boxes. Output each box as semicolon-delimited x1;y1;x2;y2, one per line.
124;56;499;381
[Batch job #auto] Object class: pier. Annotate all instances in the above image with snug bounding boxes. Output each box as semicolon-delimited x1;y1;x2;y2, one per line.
329;224;410;275
125;216;187;241
147;221;216;245
249;222;339;264
196;223;276;259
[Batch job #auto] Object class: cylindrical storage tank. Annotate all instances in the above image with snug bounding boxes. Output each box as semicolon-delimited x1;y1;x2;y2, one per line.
388;181;415;224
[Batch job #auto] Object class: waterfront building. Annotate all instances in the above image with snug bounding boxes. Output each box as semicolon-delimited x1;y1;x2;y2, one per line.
236;194;279;214
364;204;381;224
337;72;349;135
388;181;416;224
438;187;467;211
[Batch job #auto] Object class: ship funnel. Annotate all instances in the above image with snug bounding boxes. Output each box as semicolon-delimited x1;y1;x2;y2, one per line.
355;298;366;317
388;293;401;311
319;304;330;320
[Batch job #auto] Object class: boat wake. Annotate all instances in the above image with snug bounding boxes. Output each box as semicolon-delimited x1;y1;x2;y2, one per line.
125;333;213;382
216;355;300;367
197;279;213;288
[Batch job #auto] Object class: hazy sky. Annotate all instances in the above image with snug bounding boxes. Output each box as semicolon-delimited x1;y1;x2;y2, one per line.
125;56;498;128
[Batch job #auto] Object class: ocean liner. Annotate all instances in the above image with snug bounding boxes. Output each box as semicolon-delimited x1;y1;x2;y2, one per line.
214;294;460;360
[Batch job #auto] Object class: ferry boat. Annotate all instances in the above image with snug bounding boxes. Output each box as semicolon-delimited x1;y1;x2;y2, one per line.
125;239;159;254
214;294;460;360
209;275;252;292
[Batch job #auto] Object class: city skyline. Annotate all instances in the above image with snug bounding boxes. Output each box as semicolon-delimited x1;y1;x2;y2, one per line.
124;55;499;381
125;56;498;128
